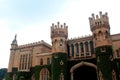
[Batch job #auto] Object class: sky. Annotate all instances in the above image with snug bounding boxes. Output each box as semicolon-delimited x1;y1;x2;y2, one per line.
0;0;120;68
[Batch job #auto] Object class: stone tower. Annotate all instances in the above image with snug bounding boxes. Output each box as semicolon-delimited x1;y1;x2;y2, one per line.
51;22;68;80
89;12;115;80
8;35;18;72
51;22;68;53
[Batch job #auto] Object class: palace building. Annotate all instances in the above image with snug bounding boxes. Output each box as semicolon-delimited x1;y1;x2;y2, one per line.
6;12;120;80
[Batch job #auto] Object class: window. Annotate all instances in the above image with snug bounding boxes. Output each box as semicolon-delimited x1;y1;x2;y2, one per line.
90;41;94;54
40;68;49;80
75;43;79;56
47;58;50;65
40;59;43;65
19;53;31;71
71;44;74;56
60;39;63;46
80;43;84;53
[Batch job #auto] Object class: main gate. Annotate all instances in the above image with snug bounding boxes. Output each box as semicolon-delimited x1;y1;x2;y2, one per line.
70;62;97;80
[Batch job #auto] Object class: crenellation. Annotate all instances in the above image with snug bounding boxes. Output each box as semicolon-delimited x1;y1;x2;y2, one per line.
51;22;68;38
89;11;109;31
17;40;51;49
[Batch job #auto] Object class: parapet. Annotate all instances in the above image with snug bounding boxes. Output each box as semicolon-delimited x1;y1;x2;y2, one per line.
51;22;68;38
18;40;52;49
89;11;110;31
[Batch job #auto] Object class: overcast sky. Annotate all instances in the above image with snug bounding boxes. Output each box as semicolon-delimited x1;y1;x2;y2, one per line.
0;0;120;68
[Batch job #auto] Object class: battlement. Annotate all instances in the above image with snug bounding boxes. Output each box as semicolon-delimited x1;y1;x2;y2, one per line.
89;11;110;31
51;22;68;38
17;40;52;49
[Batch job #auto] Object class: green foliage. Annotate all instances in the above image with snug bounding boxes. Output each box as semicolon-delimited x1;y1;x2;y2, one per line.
0;68;7;80
51;53;67;80
5;65;51;80
95;46;113;80
34;65;51;80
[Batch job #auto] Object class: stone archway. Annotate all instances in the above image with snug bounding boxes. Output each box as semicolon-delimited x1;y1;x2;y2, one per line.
70;61;97;80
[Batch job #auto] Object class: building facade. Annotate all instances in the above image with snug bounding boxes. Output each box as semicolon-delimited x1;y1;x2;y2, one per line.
6;12;120;80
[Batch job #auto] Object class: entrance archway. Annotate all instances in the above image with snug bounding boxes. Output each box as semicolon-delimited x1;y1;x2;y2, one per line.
70;61;97;80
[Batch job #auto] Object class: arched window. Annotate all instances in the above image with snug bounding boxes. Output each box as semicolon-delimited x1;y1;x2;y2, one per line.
85;42;89;55
40;68;49;80
40;59;43;65
71;44;74;56
105;30;109;39
112;70;117;80
90;41;94;54
60;39;63;46
75;43;79;56
67;44;70;57
80;43;84;53
47;58;50;65
98;31;102;41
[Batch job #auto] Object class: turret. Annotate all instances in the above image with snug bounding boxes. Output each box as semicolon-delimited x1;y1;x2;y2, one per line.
11;34;18;49
51;22;68;80
51;22;68;53
89;11;111;48
89;12;115;80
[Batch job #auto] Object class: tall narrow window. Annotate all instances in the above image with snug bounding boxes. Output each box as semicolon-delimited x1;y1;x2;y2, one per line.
80;43;84;53
71;44;74;56
47;58;50;65
90;41;94;54
40;59;43;65
75;43;79;56
85;42;89;55
60;39;63;46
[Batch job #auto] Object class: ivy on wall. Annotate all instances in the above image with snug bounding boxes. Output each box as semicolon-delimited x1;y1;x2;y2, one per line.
5;65;51;80
95;46;113;80
51;53;67;80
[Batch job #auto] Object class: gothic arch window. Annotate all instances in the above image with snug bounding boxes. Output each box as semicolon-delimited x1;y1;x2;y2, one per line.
93;33;97;40
60;39;63;46
98;70;103;80
71;44;74;56
105;31;109;39
40;58;43;65
67;44;70;56
47;58;50;65
75;43;79;56
60;72;64;80
85;42;89;55
40;68;49;80
90;41;94;54
112;70;117;80
80;42;84;53
98;31;102;41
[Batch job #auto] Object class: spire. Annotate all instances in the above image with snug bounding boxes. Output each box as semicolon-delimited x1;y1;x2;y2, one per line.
11;34;17;45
